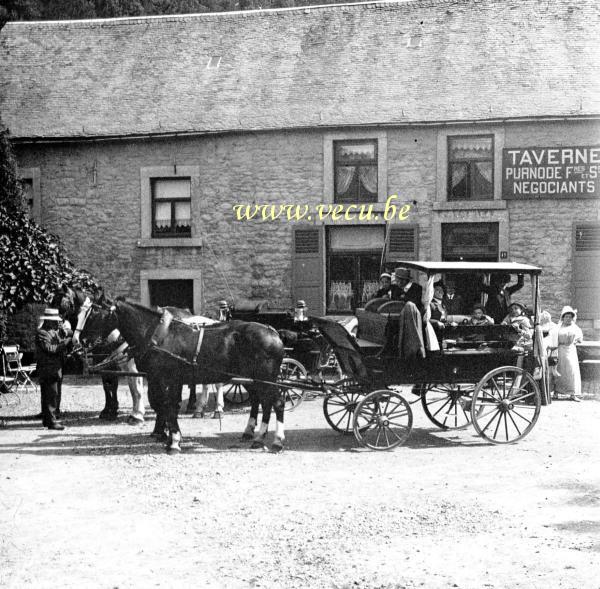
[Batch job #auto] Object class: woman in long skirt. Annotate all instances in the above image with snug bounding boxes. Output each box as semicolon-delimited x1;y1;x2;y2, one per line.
550;305;584;401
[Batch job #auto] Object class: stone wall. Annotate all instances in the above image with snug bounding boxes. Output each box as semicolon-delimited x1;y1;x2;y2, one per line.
12;118;600;345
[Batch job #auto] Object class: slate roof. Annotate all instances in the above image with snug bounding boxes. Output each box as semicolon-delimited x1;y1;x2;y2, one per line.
1;0;599;140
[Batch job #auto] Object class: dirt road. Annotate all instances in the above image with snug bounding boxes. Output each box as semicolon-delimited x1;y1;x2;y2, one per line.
1;377;599;589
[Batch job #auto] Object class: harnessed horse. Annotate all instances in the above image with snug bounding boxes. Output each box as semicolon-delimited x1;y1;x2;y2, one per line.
74;298;286;453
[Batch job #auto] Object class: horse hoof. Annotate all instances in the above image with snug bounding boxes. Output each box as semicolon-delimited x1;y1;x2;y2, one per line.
250;441;266;450
167;446;181;455
241;432;254;441
212;411;222;420
192;411;205;419
271;443;284;454
186;405;196;414
99;412;110;420
127;415;144;426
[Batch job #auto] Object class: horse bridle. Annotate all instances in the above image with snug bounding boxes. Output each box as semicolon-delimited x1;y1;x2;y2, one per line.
73;296;116;346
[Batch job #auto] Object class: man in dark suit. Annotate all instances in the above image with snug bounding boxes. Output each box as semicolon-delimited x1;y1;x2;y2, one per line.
35;308;72;430
479;273;524;324
390;268;423;312
443;280;465;315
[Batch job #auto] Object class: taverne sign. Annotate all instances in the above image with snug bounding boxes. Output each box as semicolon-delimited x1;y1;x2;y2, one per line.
503;146;600;199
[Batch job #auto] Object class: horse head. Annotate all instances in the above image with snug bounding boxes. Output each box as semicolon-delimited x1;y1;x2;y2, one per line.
72;296;118;347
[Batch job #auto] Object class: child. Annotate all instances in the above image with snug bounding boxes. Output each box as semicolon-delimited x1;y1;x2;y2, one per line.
468;303;494;326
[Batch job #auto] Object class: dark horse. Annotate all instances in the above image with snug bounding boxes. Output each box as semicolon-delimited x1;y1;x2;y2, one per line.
76;298;286;453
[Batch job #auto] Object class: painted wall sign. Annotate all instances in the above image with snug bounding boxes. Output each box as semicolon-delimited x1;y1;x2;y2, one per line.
502;146;600;199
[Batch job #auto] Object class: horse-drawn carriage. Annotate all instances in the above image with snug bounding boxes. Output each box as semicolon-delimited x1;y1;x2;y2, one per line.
71;261;548;452
315;261;548;449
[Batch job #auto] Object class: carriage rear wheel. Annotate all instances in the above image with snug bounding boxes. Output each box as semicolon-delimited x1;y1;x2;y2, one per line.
323;378;366;434
353;389;413;451
278;358;308;412
471;366;541;444
420;383;476;430
222;382;250;405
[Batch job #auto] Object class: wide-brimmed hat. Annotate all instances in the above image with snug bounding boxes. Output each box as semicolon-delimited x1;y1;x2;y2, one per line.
380;272;391;280
560;305;577;320
394;268;411;280
39;308;62;322
508;302;526;312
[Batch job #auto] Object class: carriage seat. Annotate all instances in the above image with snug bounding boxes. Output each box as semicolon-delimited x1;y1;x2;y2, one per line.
442;324;520;352
355;309;388;355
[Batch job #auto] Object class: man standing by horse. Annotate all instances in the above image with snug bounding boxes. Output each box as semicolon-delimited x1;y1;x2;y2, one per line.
35;308;72;430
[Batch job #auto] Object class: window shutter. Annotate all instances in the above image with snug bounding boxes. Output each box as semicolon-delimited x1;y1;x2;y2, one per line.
292;226;325;316
573;223;600;319
385;225;418;262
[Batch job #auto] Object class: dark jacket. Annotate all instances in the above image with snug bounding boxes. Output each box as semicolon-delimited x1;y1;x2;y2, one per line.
443;294;465;316
35;327;71;378
390;282;423;311
480;275;524;324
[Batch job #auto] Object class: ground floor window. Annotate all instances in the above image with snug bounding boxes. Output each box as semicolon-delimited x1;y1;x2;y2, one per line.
326;226;384;313
148;279;194;313
441;222;499;313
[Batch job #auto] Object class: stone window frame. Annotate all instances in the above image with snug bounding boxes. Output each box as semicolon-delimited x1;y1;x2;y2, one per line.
18;167;41;223
323;131;388;205
139;269;202;314
434;127;506;210
139;165;202;247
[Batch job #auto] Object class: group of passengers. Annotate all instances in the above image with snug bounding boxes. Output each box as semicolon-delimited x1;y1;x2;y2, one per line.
371;269;583;402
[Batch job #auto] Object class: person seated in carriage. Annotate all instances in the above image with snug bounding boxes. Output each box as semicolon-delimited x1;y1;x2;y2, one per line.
373;272;392;299
468;303;494;326
390;268;423;312
501;302;533;350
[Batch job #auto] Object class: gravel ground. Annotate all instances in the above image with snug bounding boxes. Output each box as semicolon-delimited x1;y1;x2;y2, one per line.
1;375;599;589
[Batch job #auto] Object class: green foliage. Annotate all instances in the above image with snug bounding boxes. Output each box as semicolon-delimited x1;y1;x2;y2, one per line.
0;126;99;314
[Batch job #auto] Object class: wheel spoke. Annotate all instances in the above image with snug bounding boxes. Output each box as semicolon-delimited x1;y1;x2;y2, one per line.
431;397;452;418
506;410;522;437
510;408;534;425
481;408;501;434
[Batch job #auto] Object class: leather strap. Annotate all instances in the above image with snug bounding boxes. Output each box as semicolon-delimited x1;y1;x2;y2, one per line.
192;327;205;366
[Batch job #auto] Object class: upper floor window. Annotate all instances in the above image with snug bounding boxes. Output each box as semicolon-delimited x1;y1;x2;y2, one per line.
448;135;494;200
334;140;378;203
20;178;34;215
151;178;191;238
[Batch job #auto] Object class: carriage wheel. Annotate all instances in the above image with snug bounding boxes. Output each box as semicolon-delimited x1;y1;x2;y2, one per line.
353;390;413;451
421;383;476;430
323;378;366;434
222;382;250;405
471;366;541;444
278;358;308;412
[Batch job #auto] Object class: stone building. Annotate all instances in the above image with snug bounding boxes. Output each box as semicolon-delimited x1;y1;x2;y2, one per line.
1;0;599;340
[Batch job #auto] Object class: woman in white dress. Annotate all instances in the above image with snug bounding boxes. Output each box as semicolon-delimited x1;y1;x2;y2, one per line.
550;306;584;401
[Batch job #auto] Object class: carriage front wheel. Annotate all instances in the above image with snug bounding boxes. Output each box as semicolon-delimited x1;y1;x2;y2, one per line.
471;366;541;444
353;390;413;451
323;378;366;434
278;357;308;412
420;383;476;430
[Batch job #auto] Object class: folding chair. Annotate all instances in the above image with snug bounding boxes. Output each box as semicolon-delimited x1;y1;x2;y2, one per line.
2;345;38;395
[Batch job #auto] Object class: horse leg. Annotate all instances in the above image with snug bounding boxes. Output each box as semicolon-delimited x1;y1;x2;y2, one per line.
212;383;224;419
241;390;259;441
148;378;167;440
100;375;118;420
193;385;210;419
250;396;271;450
271;393;285;453
187;383;197;414
99;376;112;419
126;359;145;425
167;379;184;454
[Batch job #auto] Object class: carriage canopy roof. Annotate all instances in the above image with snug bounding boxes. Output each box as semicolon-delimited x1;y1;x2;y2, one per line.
395;262;542;276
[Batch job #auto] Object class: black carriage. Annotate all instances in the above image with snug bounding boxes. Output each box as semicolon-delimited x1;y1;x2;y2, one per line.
316;261;549;450
225;301;327;409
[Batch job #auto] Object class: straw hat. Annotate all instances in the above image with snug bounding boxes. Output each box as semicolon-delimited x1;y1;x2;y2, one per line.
380;272;391;280
39;308;62;322
508;301;526;312
560;305;577;320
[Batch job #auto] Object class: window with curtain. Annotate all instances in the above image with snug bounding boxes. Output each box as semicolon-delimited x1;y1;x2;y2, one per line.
447;135;494;200
151;178;192;238
334;140;378;203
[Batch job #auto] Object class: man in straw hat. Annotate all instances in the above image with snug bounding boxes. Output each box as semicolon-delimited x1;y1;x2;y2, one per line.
35;308;73;430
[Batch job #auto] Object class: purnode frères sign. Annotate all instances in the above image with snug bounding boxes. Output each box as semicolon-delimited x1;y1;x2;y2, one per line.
502;146;600;199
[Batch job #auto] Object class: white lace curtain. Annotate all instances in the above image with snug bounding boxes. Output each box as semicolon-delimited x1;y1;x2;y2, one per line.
336;165;377;195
